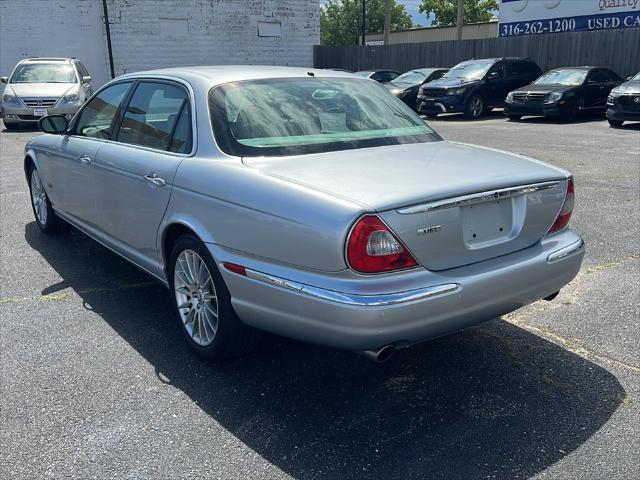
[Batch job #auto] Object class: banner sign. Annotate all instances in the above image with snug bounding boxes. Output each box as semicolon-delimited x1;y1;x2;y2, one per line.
499;0;640;36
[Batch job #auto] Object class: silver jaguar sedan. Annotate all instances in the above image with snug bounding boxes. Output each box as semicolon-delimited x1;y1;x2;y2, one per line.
26;66;584;362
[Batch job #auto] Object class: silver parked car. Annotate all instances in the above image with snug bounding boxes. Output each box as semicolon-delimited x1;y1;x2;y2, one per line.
25;66;584;362
1;57;92;130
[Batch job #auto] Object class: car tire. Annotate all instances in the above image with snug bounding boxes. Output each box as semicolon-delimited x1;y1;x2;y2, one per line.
28;165;66;234
464;95;485;119
561;100;577;122
608;119;624;128
4;122;19;131
507;115;522;121
168;234;262;361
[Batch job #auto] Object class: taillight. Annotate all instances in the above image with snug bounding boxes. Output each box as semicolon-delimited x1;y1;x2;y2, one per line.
547;177;575;234
346;215;418;273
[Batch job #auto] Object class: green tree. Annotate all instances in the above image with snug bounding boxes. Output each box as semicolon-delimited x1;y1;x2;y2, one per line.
418;0;498;26
321;0;413;46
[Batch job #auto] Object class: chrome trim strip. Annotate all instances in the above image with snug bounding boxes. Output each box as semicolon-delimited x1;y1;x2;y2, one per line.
547;238;584;263
434;102;447;113
241;268;459;307
397;181;561;214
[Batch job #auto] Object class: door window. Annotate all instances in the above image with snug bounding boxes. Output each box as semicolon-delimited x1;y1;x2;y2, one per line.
73;82;132;139
115;82;191;152
487;63;505;79
506;62;524;77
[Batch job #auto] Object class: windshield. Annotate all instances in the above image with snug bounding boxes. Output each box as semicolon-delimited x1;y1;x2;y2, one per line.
534;69;587;86
10;63;77;83
392;70;427;85
633;72;640;81
444;61;494;81
210;77;439;157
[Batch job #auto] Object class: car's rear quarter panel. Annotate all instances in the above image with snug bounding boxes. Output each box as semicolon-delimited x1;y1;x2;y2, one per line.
163;157;363;272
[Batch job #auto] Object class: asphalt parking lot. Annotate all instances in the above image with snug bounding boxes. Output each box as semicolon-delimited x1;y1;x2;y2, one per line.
1;113;638;480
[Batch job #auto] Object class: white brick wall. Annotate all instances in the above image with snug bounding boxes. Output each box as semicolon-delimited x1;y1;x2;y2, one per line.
0;0;320;88
0;0;112;86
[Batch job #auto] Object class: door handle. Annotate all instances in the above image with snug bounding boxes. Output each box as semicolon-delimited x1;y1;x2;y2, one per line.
78;154;93;165
144;173;167;186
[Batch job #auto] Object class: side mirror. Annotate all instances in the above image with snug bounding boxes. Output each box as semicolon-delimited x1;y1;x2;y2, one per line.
39;115;68;134
487;71;500;80
0;76;7;84
82;75;92;84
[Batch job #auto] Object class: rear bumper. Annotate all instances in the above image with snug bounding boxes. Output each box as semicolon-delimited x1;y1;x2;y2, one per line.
211;229;585;351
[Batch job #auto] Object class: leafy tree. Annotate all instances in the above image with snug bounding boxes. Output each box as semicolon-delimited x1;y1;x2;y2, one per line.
418;0;498;26
321;0;413;46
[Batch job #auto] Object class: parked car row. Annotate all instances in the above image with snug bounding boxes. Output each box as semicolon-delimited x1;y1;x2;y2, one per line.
357;58;639;127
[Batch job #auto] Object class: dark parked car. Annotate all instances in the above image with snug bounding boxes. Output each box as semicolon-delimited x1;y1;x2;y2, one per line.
417;57;542;119
385;68;449;110
505;67;623;122
606;72;640;127
354;69;400;83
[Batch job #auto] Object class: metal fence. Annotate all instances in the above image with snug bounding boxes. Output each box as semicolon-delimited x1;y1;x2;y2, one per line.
314;29;640;78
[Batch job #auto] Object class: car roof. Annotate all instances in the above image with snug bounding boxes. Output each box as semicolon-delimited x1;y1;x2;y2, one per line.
20;57;74;63
118;65;361;88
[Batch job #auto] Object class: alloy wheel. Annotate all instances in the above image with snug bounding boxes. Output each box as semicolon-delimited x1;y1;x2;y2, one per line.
173;249;219;346
470;97;483;118
30;169;48;226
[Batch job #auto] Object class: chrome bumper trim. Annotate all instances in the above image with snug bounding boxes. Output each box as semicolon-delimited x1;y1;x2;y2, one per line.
547;238;584;262
397;181;561;214
434;102;447;113
242;268;460;307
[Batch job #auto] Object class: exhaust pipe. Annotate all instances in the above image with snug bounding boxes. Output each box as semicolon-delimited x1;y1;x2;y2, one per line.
357;344;396;363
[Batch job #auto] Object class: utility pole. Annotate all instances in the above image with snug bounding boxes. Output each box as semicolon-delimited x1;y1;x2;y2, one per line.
383;0;391;45
361;0;366;45
456;0;464;41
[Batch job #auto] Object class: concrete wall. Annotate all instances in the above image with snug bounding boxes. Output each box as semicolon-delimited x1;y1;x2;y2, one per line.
0;0;320;88
366;22;498;45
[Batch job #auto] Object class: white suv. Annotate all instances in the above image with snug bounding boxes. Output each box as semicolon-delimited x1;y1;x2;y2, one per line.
1;57;92;130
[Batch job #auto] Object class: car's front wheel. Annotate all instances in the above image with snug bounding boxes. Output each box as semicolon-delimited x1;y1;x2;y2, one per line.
507;114;522;121
168;234;262;361
464;95;485;119
608;118;624;128
28;165;66;234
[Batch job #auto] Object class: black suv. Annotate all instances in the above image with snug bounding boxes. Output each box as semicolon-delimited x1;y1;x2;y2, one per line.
417;57;542;119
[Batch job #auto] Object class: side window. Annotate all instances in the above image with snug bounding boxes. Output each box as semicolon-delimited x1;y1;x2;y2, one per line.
524;62;542;76
506;62;523;77
73;82;132;139
116;81;190;151
77;62;89;78
488;63;505;79
382;72;398;82
169;103;192;153
601;69;620;82
588;69;607;84
370;72;383;82
431;70;446;81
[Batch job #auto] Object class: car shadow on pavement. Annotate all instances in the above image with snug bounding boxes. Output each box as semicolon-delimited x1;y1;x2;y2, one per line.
25;222;626;480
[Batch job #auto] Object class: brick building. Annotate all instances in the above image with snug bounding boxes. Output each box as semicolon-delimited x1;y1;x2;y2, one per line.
0;0;320;87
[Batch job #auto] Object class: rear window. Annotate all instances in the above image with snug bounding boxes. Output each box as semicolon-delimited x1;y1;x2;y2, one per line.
209;77;440;157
